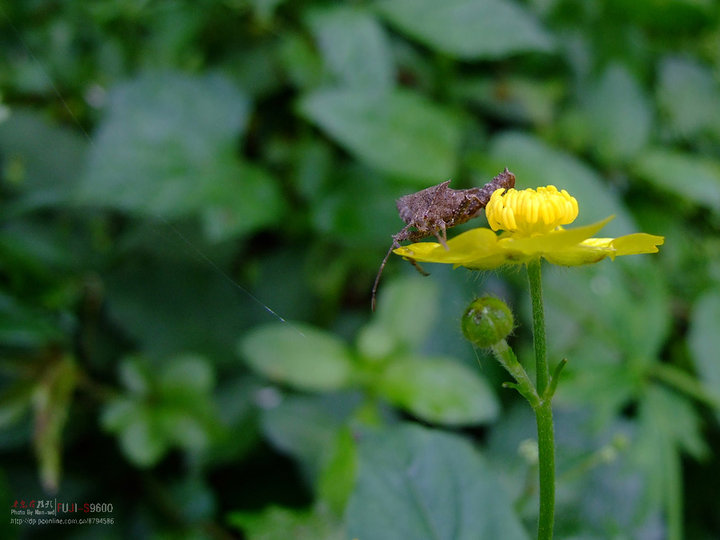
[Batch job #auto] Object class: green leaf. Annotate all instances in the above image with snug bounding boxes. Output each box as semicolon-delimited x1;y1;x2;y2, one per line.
32;355;77;492
100;397;139;432
211;376;263;464
452;76;564;126
310;167;404;245
159;354;215;395
376;0;554;59
118;355;152;396
232;43;284;98
356;323;397;361
240;323;354;391
104;396;215;467
118;413;169;467
306;6;394;90
487;404;661;536
612;0;714;32
633;385;706;536
200;160;286;242
103;355;218;466
540;261;672;431
555;355;638;430
277;31;325;90
167;476;217;524
261;393;357;483
486;131;636;236
0;220;81;279
317;426;358;515
581;64;652;165
0;109;87;212
688;287;720;420
0;382;34;430
632;149;720;213
359;275;440;357
158;408;210;451
657;56;720;141
376;357;499;425
106;256;257;363
542;262;671;429
77;72;281;235
228;505;343;540
646;385;707;460
548;262;670;363
346;424;529;540
0;293;65;348
298;87;461;182
247;0;288;26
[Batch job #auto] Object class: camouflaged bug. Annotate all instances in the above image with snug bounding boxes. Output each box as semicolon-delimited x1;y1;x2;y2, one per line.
371;168;516;310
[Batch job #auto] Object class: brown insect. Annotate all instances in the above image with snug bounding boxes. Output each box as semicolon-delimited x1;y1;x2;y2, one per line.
371;168;516;310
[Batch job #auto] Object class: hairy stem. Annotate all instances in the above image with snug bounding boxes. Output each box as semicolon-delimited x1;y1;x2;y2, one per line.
527;259;549;394
535;400;555;540
527;260;555;540
491;339;539;408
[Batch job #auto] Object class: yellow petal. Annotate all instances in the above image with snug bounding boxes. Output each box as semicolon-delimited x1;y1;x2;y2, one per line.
606;233;665;258
544;233;665;265
498;216;614;255
543;245;612;266
391;215;663;270
394;228;500;264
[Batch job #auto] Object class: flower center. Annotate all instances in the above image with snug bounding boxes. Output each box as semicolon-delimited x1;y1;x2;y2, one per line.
485;185;578;235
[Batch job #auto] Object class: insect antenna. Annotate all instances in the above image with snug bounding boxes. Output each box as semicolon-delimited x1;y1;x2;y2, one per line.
371;245;395;311
371;245;430;311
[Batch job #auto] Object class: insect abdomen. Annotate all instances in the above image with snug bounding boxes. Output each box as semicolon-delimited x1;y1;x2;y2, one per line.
473;168;515;205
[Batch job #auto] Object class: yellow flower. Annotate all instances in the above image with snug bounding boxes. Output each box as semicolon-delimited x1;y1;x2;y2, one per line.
394;185;664;269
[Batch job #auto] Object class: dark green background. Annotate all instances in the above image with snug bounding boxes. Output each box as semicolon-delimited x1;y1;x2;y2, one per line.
1;0;720;538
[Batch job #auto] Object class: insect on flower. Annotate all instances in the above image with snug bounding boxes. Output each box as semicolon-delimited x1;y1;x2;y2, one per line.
371;168;516;310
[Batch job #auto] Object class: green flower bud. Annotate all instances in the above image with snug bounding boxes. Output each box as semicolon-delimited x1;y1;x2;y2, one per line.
461;296;514;347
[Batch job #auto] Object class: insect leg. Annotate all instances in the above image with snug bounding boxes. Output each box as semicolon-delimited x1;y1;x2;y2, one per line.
433;221;449;250
408;257;429;277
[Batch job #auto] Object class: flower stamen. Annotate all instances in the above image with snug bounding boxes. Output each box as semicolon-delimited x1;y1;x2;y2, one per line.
487;185;578;236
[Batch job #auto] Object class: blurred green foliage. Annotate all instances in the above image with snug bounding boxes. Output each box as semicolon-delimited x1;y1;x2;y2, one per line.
1;0;720;538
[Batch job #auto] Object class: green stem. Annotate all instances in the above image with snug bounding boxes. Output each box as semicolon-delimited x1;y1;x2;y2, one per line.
535;401;555;540
527;260;549;394
527;260;555;540
491;340;540;408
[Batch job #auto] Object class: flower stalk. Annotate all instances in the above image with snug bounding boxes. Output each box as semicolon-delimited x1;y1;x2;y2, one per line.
396;181;664;540
534;399;555;540
491;339;539;408
467;282;561;540
527;259;549;395
527;259;555;540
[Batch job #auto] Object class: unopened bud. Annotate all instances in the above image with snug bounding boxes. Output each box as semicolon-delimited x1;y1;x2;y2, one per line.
461;296;514;347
